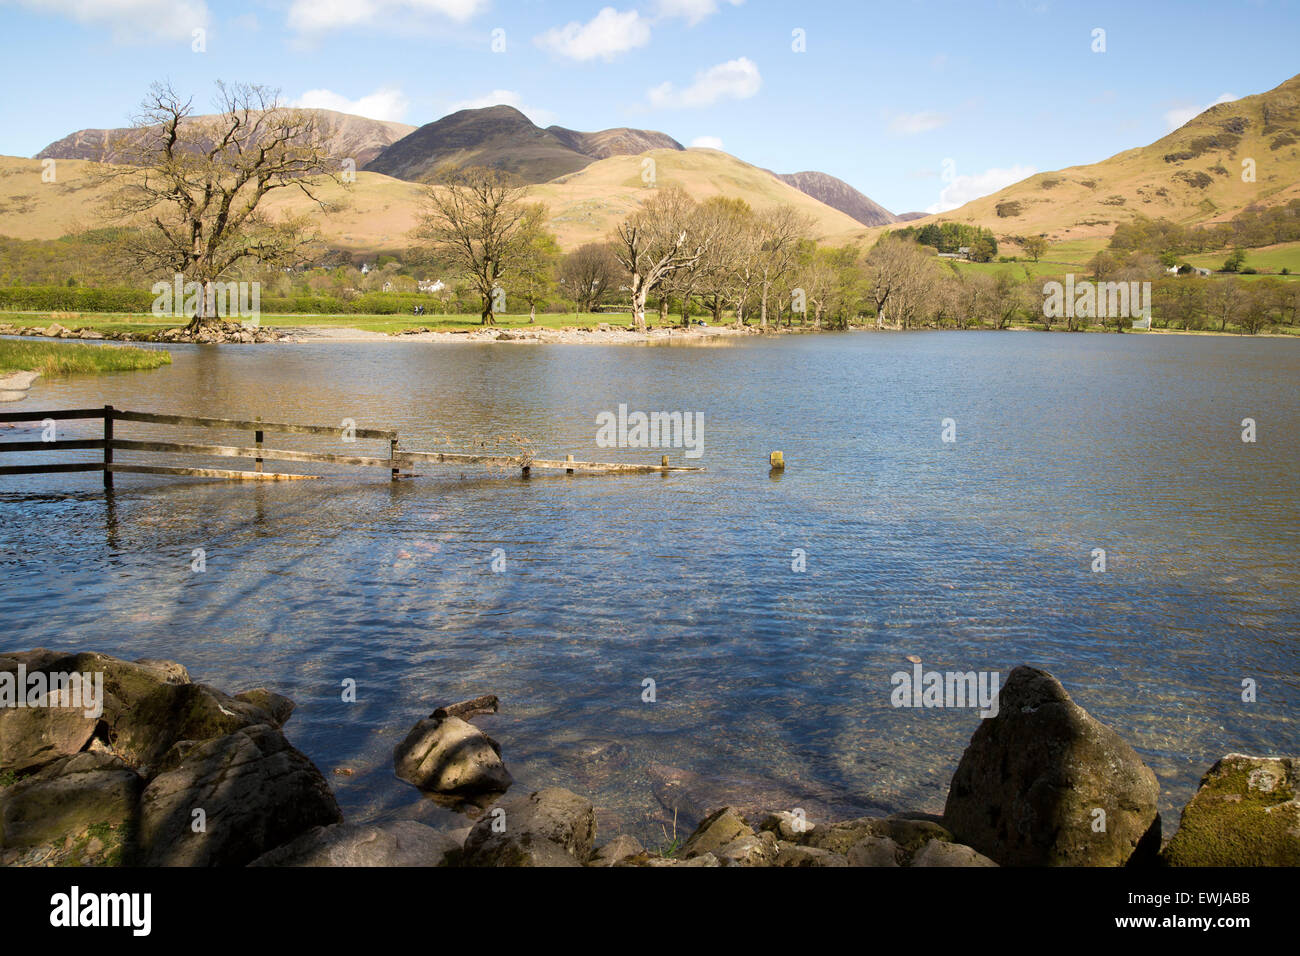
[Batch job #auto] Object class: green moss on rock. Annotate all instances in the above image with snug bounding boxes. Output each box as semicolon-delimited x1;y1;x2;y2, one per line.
1162;754;1299;867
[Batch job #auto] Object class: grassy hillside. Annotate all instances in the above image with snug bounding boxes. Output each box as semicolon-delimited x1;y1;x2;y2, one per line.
538;148;865;247
897;72;1300;249
0;146;864;254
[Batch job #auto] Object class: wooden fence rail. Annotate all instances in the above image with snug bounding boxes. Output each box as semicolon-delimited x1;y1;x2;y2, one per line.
0;406;704;487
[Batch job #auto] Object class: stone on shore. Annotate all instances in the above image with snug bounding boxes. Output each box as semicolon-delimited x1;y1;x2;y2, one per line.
910;839;998;867
0;370;39;402
250;820;460;867
1161;754;1299;866
393;715;513;794
233;688;295;727
845;836;903;866
774;842;849;867
462;787;597;867
680;806;753;858
1;649;288;773
942;666;1161;867
137;723;342;866
0;751;141;849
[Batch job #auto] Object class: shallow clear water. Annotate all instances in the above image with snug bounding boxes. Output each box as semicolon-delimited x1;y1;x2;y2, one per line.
2;331;1297;844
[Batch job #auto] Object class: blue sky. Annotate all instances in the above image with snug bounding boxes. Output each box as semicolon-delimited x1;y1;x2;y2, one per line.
0;0;1296;214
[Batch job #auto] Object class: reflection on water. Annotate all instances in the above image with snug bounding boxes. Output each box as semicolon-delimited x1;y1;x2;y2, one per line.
1;332;1297;841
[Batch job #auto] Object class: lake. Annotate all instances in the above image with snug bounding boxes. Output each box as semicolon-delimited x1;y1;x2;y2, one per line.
1;330;1297;844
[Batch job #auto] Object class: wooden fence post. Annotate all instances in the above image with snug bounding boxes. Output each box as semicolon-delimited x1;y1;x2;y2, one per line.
254;416;264;473
390;438;399;481
565;454;574;475
103;405;113;490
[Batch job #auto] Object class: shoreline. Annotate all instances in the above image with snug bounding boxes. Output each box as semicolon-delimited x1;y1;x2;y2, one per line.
3;318;1299;347
1;649;1294;868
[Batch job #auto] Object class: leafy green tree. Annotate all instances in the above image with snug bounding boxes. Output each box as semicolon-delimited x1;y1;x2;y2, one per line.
1221;248;1247;273
1022;235;1048;262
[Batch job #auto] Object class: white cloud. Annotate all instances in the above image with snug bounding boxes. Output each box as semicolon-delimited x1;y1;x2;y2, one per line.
888;110;949;135
288;0;484;33
292;88;411;123
925;164;1036;215
690;136;724;149
3;0;209;41
534;7;651;62
1164;93;1237;132
655;0;743;26
446;90;557;126
647;57;761;109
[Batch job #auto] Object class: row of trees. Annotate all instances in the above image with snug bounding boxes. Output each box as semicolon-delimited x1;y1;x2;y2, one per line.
1108;202;1300;261
60;80;1300;335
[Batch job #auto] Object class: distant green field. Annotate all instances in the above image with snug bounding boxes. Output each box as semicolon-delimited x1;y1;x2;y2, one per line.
943;236;1109;278
947;259;1071;278
1184;241;1300;275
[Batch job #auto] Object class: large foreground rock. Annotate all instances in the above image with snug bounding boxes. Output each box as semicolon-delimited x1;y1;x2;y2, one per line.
0;650;291;773
462;788;596;867
1161;754;1300;866
137;724;341;866
250;821;460;867
0;752;141;848
394;715;512;794
942;666;1160;866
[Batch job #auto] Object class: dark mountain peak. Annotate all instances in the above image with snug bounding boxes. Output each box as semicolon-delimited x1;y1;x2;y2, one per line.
774;170;899;227
547;125;684;160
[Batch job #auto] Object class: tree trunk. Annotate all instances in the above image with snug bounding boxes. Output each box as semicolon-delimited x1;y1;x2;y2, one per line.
631;283;648;332
529;303;536;323
184;279;218;332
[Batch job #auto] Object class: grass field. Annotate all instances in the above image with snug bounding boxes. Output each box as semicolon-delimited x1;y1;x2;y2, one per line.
1183;241;1300;275
0;339;172;375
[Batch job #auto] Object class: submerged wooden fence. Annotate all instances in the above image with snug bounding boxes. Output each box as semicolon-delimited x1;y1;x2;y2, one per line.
0;405;702;487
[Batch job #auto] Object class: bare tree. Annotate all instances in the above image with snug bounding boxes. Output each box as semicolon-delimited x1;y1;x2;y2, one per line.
613;186;708;332
1205;279;1245;332
694;197;753;324
864;235;940;329
755;206;814;328
414;167;531;325
102;80;341;330
560;242;620;314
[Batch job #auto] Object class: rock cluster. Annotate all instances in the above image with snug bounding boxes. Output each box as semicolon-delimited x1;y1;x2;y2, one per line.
0;321;282;344
0;649;338;867
1;652;1293;868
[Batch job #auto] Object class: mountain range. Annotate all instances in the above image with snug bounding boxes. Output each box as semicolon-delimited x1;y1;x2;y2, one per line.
35;103;902;229
15;71;1300;256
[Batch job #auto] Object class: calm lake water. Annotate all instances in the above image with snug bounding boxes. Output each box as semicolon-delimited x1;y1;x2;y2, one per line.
2;330;1297;844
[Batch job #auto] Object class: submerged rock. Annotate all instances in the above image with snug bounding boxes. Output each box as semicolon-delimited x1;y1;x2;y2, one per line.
393;715;513;794
1161;754;1300;867
942;666;1161;867
647;762;884;830
589;834;645;867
